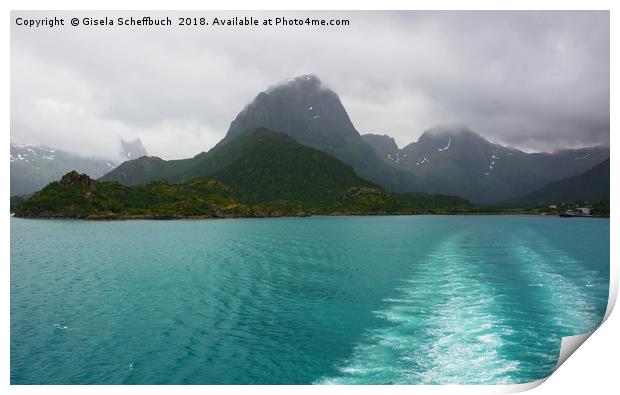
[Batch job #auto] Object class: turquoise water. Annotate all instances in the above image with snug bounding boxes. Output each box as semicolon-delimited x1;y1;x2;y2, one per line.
10;215;609;384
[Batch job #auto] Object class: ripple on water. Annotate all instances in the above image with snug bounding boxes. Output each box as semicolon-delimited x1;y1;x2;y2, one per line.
10;217;608;384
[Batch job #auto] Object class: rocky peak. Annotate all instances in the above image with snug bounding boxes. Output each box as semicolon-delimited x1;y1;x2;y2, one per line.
401;126;492;155
225;74;359;148
120;138;147;160
61;171;98;191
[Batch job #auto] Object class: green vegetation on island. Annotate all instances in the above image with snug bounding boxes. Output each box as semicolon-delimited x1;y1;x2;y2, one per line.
14;129;475;219
13;171;475;219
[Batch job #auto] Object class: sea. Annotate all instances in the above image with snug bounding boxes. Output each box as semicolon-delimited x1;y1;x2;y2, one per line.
10;215;610;384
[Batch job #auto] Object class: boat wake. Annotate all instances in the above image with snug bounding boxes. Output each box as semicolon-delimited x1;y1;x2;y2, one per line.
317;233;520;384
317;228;605;385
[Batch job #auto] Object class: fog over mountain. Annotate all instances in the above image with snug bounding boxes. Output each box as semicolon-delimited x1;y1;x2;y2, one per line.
11;11;608;160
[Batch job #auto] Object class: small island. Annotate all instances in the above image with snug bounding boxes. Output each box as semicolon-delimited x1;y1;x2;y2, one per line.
12;170;481;219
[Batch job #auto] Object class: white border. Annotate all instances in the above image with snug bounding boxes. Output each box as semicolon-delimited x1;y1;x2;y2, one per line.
2;1;616;394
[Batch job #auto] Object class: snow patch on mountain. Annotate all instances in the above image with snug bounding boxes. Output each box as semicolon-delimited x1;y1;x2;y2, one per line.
574;153;591;160
437;136;451;152
416;157;430;166
387;153;403;163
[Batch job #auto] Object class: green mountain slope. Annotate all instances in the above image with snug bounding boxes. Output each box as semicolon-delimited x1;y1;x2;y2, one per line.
507;159;609;206
99;155;200;185
102;128;375;204
186;128;376;204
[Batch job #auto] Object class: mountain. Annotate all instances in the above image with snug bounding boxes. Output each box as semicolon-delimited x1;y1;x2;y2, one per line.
11;139;148;197
10;143;118;196
506;159;610;206
98;74;608;204
362;126;609;203
178;127;377;204
17;129;474;219
102;82;424;191
103;127;412;206
220;75;421;192
120;138;147;160
102;127;376;202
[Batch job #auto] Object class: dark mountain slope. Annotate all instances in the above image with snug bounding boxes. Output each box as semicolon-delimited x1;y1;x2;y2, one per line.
507;159;610;206
361;134;400;161
221;74;421;192
362;126;609;203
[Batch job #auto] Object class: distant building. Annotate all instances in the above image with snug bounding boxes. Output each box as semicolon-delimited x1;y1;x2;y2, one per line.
548;204;557;209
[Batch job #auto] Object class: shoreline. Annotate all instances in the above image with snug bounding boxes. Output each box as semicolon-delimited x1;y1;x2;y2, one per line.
11;212;610;221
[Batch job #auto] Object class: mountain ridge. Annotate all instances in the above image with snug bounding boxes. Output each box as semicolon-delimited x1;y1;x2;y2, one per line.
221;74;423;192
80;74;609;204
362;126;609;203
16;128;475;219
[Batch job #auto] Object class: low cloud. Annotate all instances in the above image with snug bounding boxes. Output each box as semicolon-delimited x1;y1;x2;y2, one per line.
11;10;609;159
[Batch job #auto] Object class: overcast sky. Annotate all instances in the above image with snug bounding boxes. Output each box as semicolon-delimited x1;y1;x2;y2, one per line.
11;11;609;160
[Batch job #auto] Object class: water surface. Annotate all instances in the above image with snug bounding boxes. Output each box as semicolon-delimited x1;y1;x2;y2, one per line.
10;215;609;384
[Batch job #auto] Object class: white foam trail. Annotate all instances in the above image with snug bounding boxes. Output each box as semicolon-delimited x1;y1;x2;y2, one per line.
508;233;606;377
511;237;603;335
317;234;519;384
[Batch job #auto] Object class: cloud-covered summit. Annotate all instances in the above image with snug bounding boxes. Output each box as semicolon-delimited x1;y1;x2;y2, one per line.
11;10;609;159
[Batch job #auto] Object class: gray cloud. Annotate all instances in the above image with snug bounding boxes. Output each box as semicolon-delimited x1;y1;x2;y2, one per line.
11;10;609;160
